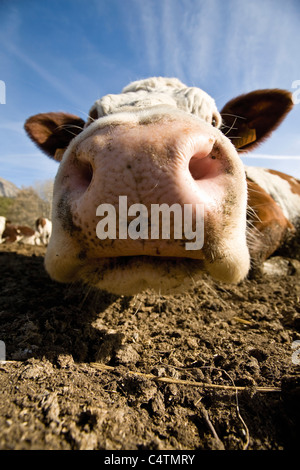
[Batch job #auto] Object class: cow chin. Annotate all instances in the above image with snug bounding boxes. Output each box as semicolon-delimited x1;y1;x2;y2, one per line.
44;225;250;296
81;251;250;296
81;257;206;296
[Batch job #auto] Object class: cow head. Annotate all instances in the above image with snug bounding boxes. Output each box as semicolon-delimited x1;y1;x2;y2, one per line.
24;78;293;294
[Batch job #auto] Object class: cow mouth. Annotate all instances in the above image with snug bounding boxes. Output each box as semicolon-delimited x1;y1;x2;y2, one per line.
80;254;206;295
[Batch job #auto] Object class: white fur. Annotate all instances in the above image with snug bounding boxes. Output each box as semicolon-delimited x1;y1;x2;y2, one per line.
19;231;41;245
0;216;6;243
245;166;300;223
36;217;52;245
89;77;221;128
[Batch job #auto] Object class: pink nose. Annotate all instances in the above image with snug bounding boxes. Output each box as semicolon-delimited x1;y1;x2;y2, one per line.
67;119;219;206
48;109;249;292
68;126;217;207
55;115;233;259
45;111;249;292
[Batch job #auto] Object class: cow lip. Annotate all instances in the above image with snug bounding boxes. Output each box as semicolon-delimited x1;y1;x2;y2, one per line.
79;255;206;290
80;255;206;278
75;254;208;295
86;254;204;264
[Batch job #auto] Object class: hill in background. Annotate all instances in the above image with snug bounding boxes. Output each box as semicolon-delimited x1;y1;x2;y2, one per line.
0;177;53;226
0;176;19;198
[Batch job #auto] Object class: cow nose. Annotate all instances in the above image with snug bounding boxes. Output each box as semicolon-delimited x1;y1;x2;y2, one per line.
61;116;231;254
46;113;249;290
70;123;217;203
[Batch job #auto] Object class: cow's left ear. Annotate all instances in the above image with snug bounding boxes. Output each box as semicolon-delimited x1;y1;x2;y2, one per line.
220;89;293;152
24;112;85;161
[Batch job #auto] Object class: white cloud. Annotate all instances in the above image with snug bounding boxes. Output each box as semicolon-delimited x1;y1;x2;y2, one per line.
131;0;160;72
241;154;300;179
6;43;84;107
0;151;58;187
131;0;300;94
244;154;300;160
0;121;24;134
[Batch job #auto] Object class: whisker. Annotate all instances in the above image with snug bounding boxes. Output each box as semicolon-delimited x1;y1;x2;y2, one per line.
49;124;84;139
223;116;238;137
221;113;247;120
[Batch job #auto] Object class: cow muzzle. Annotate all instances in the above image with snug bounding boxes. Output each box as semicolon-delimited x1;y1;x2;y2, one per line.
45;107;250;294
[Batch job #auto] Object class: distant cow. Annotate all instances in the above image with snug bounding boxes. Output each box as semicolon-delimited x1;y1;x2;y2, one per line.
35;217;52;245
244;167;300;263
0;216;6;243
3;224;41;245
2;224;22;243
24;77;299;295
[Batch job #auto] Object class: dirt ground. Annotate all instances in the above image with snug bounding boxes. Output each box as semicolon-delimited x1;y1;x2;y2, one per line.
0;242;299;451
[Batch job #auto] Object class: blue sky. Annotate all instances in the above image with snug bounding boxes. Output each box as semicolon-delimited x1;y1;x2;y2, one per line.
0;0;299;188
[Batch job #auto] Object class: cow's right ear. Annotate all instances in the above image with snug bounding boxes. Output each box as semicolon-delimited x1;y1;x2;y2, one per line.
220;89;293;152
24;112;85;161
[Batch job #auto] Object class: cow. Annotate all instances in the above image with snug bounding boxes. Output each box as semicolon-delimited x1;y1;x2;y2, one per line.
17;225;41;245
2;224;22;244
2;224;41;245
35;217;52;245
24;77;299;295
0;216;6;244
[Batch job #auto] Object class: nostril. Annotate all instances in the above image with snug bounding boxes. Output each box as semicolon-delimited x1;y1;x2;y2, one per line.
73;159;93;191
183;134;216;181
189;152;217;180
82;161;93;186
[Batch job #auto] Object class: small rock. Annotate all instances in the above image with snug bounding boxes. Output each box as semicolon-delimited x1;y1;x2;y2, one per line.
262;257;291;277
115;344;140;365
56;354;74;368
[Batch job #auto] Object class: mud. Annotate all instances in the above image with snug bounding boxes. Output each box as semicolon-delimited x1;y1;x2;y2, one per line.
0;243;299;450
